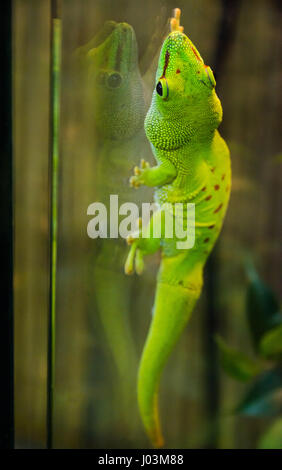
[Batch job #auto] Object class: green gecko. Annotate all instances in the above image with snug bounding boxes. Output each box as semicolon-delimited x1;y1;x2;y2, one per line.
125;9;231;448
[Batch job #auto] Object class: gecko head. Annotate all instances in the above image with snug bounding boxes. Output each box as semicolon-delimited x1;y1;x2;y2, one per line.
84;22;145;140
153;31;222;126
87;22;139;88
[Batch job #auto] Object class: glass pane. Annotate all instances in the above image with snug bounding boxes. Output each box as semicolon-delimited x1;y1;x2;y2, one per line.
13;0;282;449
53;0;220;448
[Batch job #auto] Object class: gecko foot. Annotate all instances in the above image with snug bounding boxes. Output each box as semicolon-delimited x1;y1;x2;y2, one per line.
125;218;145;275
124;244;145;276
129;159;151;188
170;8;184;33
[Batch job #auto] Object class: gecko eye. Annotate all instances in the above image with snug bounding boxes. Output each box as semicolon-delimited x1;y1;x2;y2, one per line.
107;72;122;88
205;66;216;88
156;78;169;100
156;81;163;96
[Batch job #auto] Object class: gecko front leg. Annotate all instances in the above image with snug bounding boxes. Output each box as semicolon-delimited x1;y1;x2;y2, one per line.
130;158;177;188
126;158;176;274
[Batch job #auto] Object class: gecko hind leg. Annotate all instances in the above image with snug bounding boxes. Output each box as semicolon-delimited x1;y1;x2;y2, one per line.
124;209;164;275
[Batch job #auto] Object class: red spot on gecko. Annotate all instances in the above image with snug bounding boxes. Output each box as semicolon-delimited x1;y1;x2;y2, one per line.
201;186;206;191
214;203;223;214
160;50;170;78
208;225;215;229
214;184;220;190
191;46;201;62
176;69;181;74
226;184;230;192
221;174;225;181
205;195;212;201
204;238;210;243
211;167;215;173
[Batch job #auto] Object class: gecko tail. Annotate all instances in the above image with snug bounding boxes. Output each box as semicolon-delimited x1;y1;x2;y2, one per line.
137;277;202;448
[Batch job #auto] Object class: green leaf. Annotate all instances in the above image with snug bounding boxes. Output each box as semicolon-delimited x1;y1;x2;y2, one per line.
236;367;282;417
245;263;282;351
215;335;260;382
258;418;282;449
259;323;282;358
